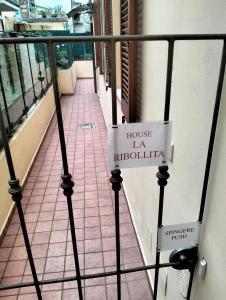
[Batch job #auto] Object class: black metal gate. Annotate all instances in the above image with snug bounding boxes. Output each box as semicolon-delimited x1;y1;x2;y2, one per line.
0;34;225;300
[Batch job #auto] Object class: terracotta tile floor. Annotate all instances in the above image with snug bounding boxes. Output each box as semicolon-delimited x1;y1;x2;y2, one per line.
0;79;152;299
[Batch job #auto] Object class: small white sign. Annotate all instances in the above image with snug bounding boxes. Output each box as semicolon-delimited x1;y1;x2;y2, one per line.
108;121;172;169
158;222;201;251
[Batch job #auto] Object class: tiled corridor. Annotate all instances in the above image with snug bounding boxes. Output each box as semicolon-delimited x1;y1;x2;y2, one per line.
0;79;152;299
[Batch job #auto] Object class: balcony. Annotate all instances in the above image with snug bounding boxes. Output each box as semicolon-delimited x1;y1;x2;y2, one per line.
0;33;152;299
0;37;52;144
1;27;224;299
0;0;19;11
0;78;151;299
0;31;93;146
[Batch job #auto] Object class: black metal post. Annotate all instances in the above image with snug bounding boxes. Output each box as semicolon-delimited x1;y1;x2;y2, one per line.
3;34;226;45
111;42;117;125
0;33;225;298
68;42;73;70
35;44;44;96
0;68;13;135
47;41;83;300
109;41;122;300
0;259;195;292
185;39;226;300
110;170;123;300
27;43;37;103
91;21;97;93
153;40;174;300
199;40;226;222
14;44;28;114
186;265;196;299
0;103;42;299
41;43;49;89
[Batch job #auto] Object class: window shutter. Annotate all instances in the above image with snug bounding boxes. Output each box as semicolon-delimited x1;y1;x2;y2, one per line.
104;0;113;87
136;0;143;121
93;0;103;73
120;0;138;122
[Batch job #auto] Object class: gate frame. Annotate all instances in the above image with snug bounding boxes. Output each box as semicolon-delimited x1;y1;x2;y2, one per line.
0;34;226;300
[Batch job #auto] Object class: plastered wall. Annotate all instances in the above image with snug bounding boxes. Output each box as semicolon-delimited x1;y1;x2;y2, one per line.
58;62;77;94
97;0;226;299
0;60;92;237
75;60;94;78
0;87;55;236
58;60;94;94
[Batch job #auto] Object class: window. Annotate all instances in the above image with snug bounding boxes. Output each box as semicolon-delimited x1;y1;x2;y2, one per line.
120;0;138;122
93;0;113;80
104;0;113;87
93;0;103;73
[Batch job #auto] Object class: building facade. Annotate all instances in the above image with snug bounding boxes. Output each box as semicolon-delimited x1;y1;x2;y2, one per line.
19;0;36;18
0;0;20;30
70;1;93;33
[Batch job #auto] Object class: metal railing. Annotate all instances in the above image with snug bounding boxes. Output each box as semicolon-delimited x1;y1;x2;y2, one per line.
0;34;226;300
0;33;52;144
23;30;93;69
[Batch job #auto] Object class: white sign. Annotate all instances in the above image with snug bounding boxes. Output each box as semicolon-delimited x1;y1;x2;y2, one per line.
108;121;172;169
158;222;201;251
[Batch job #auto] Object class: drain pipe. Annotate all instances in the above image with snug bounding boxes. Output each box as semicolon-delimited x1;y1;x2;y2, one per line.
91;21;97;93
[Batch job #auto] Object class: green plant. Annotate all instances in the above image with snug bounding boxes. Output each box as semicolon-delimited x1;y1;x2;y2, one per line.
53;5;65;17
54;5;62;12
45;8;54;16
57;58;69;69
84;53;93;59
56;48;69;69
38;71;45;82
30;7;37;15
40;10;47;18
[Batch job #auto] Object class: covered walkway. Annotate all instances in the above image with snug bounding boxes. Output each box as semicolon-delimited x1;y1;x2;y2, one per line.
0;79;152;299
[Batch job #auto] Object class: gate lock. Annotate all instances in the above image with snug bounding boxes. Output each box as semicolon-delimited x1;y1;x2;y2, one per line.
169;247;198;271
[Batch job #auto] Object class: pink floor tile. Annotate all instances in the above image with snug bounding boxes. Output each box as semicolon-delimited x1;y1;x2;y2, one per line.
47;242;66;257
0;79;151;299
45;256;65;273
4;260;26;277
0;248;11;262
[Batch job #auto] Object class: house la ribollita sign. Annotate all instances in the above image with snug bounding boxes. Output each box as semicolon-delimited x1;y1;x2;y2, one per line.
107;121;202;251
108;121;172;170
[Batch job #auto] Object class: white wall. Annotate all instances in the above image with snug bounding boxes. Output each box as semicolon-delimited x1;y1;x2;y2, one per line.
96;68;122;127
58;62;77;94
193;77;226;300
138;1;226;299
0;88;55;237
97;0;226;299
75;60;94;78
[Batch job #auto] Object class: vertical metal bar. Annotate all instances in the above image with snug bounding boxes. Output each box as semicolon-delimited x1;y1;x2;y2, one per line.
111;41;117;125
27;43;37;103
112;173;122;300
47;41;83;300
164;40;175;121
91;21;97;93
14;44;28;114
198;40;226;222
153;40;174;300
36;44;44;94
0;104;42;299
0;107;16;180
0;68;13;134
109;40;122;300
184;39;226;300
41;43;49;88
47;41;69;175
69;42;73;69
186;266;195;300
